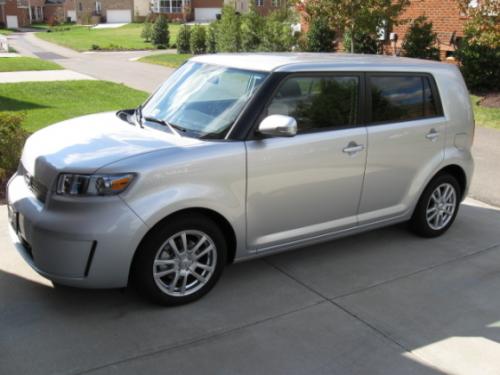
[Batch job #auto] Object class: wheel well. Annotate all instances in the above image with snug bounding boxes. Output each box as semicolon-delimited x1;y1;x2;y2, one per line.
138;208;237;266
436;165;467;198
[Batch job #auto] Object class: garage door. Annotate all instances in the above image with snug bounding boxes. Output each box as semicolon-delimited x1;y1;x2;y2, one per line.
194;8;221;21
6;15;19;29
106;10;132;23
67;10;76;22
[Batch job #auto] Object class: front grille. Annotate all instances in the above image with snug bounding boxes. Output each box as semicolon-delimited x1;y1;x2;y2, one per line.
19;163;48;203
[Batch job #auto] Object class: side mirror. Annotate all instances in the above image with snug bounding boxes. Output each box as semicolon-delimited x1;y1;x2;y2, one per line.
258;115;297;138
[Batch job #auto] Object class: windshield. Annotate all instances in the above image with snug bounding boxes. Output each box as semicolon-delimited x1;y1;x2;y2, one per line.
141;62;268;139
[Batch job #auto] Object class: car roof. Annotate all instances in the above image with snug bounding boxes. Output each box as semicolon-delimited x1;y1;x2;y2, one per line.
190;53;454;74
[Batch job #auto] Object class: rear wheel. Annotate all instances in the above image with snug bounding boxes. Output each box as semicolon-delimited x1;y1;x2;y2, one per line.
410;174;461;238
132;213;226;305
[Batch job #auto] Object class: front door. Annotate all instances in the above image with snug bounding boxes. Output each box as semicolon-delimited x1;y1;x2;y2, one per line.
246;74;367;250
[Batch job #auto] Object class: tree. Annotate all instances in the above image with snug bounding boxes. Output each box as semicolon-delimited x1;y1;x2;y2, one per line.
141;18;152;42
177;24;191;53
401;16;440;60
261;9;296;52
190;25;207;55
216;5;241;52
241;3;265;51
455;0;499;91
301;0;409;53
151;15;170;48
307;16;335;52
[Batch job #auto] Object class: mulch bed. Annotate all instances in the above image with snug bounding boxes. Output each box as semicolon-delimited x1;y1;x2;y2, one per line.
478;92;500;108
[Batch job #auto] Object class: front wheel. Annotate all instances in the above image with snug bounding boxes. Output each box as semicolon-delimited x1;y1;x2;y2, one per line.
132;213;227;305
410;174;461;238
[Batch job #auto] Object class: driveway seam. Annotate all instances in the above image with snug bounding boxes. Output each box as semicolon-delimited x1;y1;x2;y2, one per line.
331;241;500;301
71;299;326;375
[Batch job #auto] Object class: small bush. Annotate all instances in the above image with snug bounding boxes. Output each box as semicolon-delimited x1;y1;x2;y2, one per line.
0;112;27;183
190;25;207;55
456;39;500;92
207;22;218;53
152;15;170;48
343;31;378;54
91;44;100;50
141;19;152;42
307;16;335;52
177;24;191;54
401;16;440;60
260;10;295;52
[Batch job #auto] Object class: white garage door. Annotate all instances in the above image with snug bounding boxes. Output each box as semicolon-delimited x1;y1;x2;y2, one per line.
67;10;76;22
106;10;132;23
194;8;221;21
6;15;19;29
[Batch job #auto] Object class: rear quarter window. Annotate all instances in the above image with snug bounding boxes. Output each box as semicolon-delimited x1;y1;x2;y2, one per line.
369;75;441;124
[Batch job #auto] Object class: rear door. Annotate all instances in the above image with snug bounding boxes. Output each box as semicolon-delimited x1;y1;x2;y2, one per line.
245;73;367;250
358;73;445;224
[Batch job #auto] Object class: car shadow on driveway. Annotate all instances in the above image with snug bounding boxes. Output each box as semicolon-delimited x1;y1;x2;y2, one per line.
1;201;499;374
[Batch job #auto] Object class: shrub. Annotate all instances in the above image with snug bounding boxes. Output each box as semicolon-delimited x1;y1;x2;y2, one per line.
456;39;500;92
141;19;152;42
241;4;264;52
401;16;440;60
151;15;170;48
0;112;27;184
177;24;191;54
260;10;295;52
190;25;206;54
343;31;378;54
307;16;335;52
207;22;218;53
216;5;241;52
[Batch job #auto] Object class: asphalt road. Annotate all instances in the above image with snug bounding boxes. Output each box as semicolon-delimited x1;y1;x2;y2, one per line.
1;199;500;375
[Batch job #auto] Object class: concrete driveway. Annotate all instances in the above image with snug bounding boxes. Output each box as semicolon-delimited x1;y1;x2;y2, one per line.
1;198;500;375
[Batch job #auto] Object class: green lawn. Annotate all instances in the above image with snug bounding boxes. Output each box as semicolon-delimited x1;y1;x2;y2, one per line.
0;57;63;72
0;81;148;132
0;28;14;35
36;23;181;51
471;95;500;130
138;53;192;68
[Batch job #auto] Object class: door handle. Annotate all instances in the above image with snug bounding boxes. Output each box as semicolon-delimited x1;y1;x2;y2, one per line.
343;142;364;155
426;129;440;141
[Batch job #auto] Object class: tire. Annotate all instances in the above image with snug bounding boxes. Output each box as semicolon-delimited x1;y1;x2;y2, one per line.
410;173;461;238
132;213;227;305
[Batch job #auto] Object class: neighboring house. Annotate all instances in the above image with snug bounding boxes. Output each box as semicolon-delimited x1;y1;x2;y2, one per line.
43;0;75;24
1;0;45;28
387;0;472;60
71;0;134;23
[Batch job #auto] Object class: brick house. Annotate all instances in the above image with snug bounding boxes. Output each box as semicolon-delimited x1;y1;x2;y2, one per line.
1;0;45;28
386;0;470;60
299;0;474;61
43;0;75;24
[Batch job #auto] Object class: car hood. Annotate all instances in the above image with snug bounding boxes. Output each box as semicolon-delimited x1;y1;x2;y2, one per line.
21;112;199;187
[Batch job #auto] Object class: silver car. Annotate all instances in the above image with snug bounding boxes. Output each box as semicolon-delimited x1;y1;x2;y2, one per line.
7;54;474;305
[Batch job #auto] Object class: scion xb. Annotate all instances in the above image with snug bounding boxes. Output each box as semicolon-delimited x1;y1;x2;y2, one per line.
7;54;474;305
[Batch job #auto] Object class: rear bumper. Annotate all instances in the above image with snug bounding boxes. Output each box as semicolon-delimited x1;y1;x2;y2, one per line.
7;173;149;288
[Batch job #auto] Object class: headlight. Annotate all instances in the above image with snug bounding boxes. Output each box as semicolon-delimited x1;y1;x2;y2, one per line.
56;173;135;196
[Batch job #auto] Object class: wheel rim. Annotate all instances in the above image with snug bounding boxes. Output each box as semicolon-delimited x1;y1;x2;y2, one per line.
153;230;217;297
426;182;457;231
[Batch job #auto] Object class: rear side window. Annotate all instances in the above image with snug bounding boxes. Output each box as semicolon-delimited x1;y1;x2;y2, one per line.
266;75;359;133
369;75;440;124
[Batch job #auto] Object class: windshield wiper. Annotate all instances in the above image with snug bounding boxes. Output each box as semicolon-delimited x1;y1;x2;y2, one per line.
143;116;185;136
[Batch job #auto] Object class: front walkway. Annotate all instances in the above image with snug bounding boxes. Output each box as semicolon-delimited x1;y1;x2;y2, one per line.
0;69;95;83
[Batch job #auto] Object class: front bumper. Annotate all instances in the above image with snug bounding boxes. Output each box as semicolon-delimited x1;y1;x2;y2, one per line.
6;173;149;288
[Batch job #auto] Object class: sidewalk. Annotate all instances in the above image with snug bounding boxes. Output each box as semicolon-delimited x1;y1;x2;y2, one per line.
0;69;95;83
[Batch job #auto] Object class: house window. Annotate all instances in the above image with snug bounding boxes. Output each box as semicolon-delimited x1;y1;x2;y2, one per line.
272;0;280;7
79;2;83;11
95;1;101;14
159;0;183;13
255;0;263;7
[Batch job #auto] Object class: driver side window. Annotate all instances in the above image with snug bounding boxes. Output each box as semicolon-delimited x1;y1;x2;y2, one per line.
266;75;360;133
